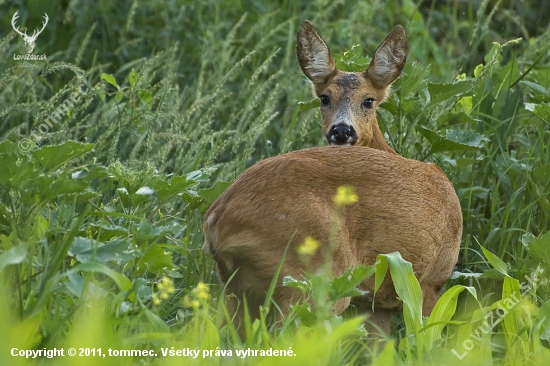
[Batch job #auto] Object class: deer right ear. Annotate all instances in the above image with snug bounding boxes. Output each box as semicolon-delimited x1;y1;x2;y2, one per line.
365;25;408;89
296;20;336;85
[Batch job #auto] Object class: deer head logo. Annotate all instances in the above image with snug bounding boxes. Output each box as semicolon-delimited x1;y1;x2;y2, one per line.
11;11;49;54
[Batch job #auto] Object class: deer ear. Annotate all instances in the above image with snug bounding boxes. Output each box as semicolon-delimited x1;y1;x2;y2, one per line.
296;20;336;85
365;25;408;89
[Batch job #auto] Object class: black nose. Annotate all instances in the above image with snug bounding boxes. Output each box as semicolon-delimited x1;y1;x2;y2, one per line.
326;124;357;145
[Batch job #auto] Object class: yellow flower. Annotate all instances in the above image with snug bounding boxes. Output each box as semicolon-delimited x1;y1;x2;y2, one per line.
193;282;210;300
183;295;200;309
333;185;358;206
297;236;320;256
152;293;161;305
152;277;175;305
157;277;175;295
183;282;211;309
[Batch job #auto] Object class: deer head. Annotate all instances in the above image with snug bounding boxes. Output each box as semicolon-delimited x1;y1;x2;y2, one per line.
11;11;49;54
296;21;407;152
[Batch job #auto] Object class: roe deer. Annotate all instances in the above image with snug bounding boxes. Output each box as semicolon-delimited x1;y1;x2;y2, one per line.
202;21;462;337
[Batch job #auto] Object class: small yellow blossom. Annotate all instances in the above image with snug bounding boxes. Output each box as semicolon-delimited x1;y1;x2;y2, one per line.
297;236;320;256
157;277;175;294
152;277;175;306
152;293;161;305
333;185;358;206
193;282;210;300
183;295;200;309
183;282;211;309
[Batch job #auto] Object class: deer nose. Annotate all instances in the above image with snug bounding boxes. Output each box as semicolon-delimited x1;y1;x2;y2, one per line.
326;124;357;145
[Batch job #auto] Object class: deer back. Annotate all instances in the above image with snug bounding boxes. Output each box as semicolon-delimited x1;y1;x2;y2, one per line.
203;146;462;304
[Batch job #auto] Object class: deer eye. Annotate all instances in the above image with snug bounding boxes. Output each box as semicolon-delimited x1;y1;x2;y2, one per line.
362;98;374;109
320;95;330;106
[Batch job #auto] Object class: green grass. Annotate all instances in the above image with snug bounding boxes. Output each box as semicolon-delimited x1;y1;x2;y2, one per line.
1;0;550;365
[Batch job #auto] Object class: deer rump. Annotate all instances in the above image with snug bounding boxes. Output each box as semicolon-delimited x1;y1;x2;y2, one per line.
203;146;462;319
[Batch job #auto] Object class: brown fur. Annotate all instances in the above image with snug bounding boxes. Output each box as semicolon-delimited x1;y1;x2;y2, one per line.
203;147;462;336
202;22;462;338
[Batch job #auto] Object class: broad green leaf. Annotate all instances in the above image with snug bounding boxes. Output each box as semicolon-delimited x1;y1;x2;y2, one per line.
0;140;20;154
33;141;94;172
522;231;550;265
101;73;118;89
90;223;128;241
334;45;370;72
378;252;423;335
69;237;137;264
520;81;548;95
131;220;178;246
0;141;39;187
416;126;488;154
138;89;152;105
444;129;489;148
424;285;477;349
64;273;107;298
140;306;171;334
479;268;507;280
481;246;509;276
0;242;32;272
154;176;196;205
71;165;111;180
135;245;175;275
115;90;124;103
179;190;203;209
108;161;156;195
71;262;133;292
198;181;232;206
117;187;153;209
0;156;38;187
34;172;89;203
416;125;441;144
329;265;373;301
457;96;473;114
185;167;217;182
282;276;309;293
426;80;474;108
436;111;478;127
400;62;430;96
291;303;316;326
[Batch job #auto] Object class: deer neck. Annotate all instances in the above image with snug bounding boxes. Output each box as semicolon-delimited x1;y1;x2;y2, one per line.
370;120;397;154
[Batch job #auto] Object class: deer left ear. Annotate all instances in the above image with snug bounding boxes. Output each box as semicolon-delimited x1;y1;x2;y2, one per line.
296;20;336;85
365;25;408;89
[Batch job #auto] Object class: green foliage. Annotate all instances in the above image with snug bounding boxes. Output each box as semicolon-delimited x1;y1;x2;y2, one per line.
1;0;550;364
